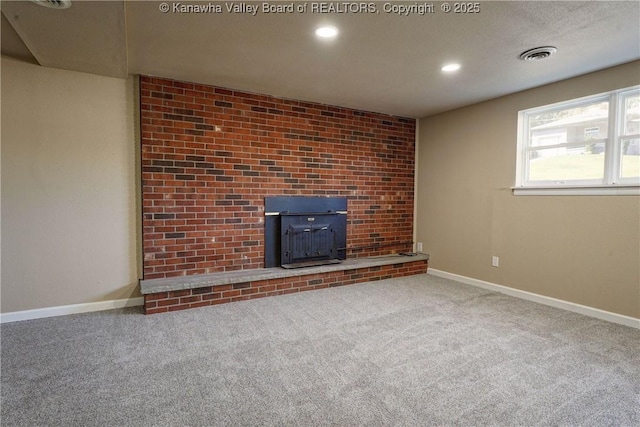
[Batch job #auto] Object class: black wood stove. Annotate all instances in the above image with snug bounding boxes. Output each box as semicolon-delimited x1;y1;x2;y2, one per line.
264;196;347;269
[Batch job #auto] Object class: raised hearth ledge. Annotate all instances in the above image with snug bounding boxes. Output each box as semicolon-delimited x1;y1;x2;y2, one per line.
140;254;429;295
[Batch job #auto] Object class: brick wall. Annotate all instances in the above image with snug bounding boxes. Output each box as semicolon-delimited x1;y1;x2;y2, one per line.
140;76;416;280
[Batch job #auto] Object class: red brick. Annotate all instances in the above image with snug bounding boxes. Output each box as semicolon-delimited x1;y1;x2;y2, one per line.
157;298;180;307
140;75;415;280
190;301;214;309
179;296;201;304
169;290;191;298
146;306;169;314
145;292;168;301
201;292;222;301
222;290;241;298
168;304;189;312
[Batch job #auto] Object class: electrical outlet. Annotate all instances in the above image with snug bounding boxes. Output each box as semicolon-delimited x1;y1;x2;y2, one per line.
416;242;423;252
492;256;499;267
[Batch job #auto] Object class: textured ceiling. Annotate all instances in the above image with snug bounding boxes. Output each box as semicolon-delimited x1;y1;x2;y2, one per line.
2;0;639;117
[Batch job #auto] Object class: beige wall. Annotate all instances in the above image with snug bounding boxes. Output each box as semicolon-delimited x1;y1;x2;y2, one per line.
417;61;640;318
1;57;139;313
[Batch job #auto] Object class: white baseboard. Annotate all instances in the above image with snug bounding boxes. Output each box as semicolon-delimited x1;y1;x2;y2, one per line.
428;269;640;329
3;273;638;329
0;297;144;324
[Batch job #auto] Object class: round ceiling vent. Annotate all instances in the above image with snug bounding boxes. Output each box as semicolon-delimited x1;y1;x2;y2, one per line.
519;46;557;62
31;0;72;9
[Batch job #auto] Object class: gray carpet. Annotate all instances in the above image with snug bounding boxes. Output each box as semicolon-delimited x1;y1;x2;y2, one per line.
1;273;639;426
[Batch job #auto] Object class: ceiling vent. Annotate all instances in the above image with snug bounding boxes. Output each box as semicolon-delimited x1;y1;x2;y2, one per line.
31;0;72;9
519;46;557;62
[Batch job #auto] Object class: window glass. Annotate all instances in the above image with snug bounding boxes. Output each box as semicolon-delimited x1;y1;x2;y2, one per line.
529;102;608;147
623;94;639;136
620;138;640;179
529;146;605;182
516;85;640;193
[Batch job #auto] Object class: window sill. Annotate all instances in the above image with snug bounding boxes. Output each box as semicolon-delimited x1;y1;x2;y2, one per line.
512;185;640;196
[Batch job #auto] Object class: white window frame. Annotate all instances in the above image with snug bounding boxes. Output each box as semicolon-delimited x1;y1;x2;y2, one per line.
514;85;640;196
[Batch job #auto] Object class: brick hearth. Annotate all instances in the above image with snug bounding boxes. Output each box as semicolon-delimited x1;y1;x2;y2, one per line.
142;255;428;314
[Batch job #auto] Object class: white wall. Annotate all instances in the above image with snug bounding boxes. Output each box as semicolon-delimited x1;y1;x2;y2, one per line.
1;57;138;313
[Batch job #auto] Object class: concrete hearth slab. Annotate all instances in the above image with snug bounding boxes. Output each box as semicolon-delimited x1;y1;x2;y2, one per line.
140;253;429;294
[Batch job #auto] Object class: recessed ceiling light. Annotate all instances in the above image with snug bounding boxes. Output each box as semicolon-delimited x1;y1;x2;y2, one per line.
441;63;461;73
31;0;72;9
315;26;339;38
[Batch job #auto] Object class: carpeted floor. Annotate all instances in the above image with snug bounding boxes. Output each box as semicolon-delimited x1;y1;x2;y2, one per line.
1;273;639;426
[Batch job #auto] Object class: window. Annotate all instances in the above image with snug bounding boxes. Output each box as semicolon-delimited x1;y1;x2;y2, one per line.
515;85;640;195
